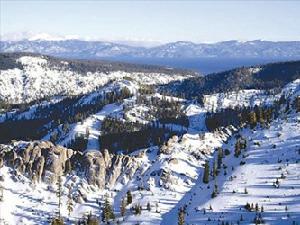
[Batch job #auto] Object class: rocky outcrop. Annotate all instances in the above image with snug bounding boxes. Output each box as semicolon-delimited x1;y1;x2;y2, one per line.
0;141;143;190
0;141;74;183
83;150;140;190
107;154;139;189
84;151;106;189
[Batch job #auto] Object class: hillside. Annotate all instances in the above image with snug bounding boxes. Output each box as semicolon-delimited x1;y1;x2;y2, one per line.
0;53;195;104
0;55;299;225
161;60;300;100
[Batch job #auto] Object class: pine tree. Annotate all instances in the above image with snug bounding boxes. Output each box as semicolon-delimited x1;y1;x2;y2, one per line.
147;202;151;211
203;160;210;184
126;190;132;205
211;181;218;198
245;202;251;211
133;204;142;215
56;176;62;219
103;195;115;223
67;187;73;216
213;160;218;178
249;111;257;129
86;212;99;225
178;208;185;225
258;108;265;125
217;148;223;169
120;197;126;217
234;140;241;157
255;203;259;212
51;218;64;225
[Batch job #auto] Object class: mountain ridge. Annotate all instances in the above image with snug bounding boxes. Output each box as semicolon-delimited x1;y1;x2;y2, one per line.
1;39;300;59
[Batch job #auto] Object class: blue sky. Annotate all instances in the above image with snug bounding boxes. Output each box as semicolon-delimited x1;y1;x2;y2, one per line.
1;0;300;43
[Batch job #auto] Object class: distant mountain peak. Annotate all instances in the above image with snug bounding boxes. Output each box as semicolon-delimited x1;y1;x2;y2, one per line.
1;38;300;59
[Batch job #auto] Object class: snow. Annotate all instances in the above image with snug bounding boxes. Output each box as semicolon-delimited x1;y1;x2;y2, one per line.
55;103;123;150
203;89;278;112
161;112;300;225
184;104;206;133
0;55;191;104
0;58;299;225
202;79;300;112
1;111;299;225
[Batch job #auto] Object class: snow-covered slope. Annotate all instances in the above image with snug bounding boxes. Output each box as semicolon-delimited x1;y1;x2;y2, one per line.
162;112;300;225
1;109;299;225
203;79;300;111
0;54;192;104
0;56;299;225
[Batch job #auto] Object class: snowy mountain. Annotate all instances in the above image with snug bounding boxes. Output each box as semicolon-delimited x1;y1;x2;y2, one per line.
1;39;300;59
0;54;299;225
0;53;194;104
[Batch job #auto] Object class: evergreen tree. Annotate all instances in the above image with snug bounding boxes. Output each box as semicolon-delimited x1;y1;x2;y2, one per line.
178;208;185;225
86;212;99;225
249;111;257;128
213;160;218;178
234;140;241;157
51;218;64;225
203;160;210;184
56;176;62;219
133;204;142;215
102;195;115;223
120;197;126;217
126;190;133;205
211;181;218;198
255;203;259;212
147;202;151;211
67;187;73;216
217;148;223;169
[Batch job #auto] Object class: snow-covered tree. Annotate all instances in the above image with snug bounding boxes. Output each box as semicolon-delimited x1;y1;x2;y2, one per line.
203;160;210;184
178;208;185;225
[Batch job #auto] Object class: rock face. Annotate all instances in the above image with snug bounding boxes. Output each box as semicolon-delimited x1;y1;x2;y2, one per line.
84;151;106;189
0;141;74;183
83;150;140;190
0;141;142;190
